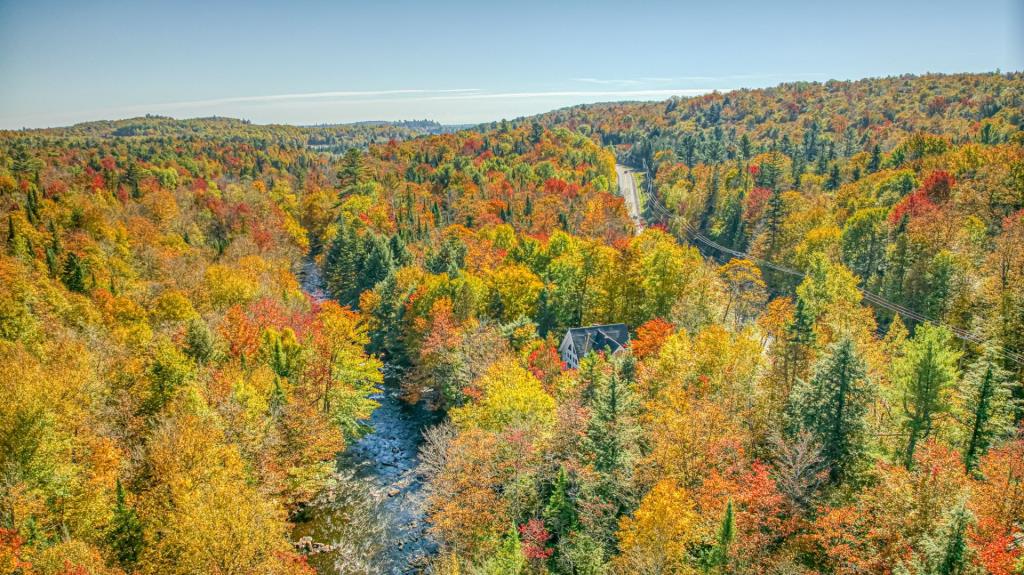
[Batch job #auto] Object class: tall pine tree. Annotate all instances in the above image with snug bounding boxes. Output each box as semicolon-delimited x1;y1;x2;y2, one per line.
896;325;960;468
960;347;1015;473
788;336;871;483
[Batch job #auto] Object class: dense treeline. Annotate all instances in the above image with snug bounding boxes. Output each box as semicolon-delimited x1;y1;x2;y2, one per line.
1;72;1023;575
535;71;1024;403
7;115;451;152
0;124;393;574
337;73;1023;574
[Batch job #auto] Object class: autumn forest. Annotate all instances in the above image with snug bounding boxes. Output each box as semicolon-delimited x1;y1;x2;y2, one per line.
2;72;1024;575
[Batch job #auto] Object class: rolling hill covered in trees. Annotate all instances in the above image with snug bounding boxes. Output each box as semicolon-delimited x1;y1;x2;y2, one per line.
2;72;1024;575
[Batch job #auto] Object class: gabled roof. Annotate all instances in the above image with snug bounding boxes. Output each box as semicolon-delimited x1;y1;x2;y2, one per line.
565;323;629;356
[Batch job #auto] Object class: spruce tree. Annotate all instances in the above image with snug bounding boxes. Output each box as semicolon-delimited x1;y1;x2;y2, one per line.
543;467;577;539
184;318;216;365
884;216;912;306
700;168;720;232
388;233;412;267
25;186;40;225
358;233;395;297
587;356;638;475
763;189;785;257
936;506;971;575
897;325;960;468
789;337;871;483
961;347;1014;473
108;480;143;569
784;297;816;390
535;287;556;338
739;133;752;160
825;164;842;191
370;271;410;380
425;236;467;276
867;144;882;173
336;147;365;197
324;217;361;304
720;190;746;250
706;500;734;571
61;252;87;293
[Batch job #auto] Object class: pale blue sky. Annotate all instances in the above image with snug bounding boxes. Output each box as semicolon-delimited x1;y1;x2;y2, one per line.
1;0;1021;128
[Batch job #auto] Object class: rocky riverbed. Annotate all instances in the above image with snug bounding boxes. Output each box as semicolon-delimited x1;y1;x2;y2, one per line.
293;258;440;574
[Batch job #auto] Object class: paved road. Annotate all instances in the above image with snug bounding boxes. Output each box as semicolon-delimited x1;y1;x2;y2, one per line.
615;164;643;233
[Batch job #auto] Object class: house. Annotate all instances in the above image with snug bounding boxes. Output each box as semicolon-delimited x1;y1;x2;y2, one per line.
558;324;629;369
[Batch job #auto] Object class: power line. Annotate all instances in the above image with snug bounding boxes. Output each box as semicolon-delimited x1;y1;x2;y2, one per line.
641;188;1023;366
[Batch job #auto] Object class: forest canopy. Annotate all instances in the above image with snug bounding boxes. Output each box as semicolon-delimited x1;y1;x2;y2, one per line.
2;71;1024;575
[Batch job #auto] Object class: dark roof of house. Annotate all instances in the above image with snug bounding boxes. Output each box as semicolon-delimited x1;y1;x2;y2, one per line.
565;324;629;356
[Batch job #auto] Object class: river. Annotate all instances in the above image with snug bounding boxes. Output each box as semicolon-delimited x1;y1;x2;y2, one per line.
292;258;441;574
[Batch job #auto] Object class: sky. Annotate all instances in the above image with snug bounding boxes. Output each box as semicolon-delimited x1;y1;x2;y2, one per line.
1;0;1022;129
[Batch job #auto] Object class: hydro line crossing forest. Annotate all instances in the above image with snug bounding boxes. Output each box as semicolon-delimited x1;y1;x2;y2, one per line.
2;72;1024;575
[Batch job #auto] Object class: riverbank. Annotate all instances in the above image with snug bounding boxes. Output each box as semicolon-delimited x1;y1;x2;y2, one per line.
293;258;441;574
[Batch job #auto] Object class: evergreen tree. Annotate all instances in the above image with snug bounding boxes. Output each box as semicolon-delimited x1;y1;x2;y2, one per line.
336;147;366;197
370;271;411;381
530;121;544;144
791;154;805;189
535;286;556;338
25;186;40;225
720;190;746;250
788;337;871;483
61;252;87;293
700;168;720;232
11;143;41;179
587;356;638;475
960;347;1015;473
324;217;362;305
184;318;216;365
480;526;525;574
763;189;785;257
924;252;955;320
125;161;142;198
867;144;882;173
825;164;842;191
107;480;143;569
706;500;734;572
426;236;467;276
358;233;395;297
44;248;57;276
758;151;784;191
784;297;816;390
935;506;972;575
897;325;961;468
388;233;412;267
739;133;752;160
884;216;912;306
543;467;577;539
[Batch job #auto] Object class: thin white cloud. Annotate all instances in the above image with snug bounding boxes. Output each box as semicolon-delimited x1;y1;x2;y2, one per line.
111;88;482;114
421;88;716;101
0;87;721;129
571;78;644;86
4;88;485;123
153;88;482;109
572;72;829;85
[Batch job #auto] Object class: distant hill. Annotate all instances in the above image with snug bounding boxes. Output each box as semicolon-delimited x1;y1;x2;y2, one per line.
2;115;457;153
525;71;1023;168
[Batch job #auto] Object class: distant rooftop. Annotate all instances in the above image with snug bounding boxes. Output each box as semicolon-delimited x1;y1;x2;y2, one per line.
565;323;629;356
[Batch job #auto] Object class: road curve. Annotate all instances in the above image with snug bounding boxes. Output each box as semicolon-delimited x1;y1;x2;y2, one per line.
615;164;643;234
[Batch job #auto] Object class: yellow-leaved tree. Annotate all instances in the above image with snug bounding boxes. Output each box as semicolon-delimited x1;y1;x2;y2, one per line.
450;356;555;433
614;479;702;574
